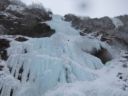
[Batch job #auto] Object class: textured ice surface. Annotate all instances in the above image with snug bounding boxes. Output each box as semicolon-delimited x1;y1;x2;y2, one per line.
44;54;128;96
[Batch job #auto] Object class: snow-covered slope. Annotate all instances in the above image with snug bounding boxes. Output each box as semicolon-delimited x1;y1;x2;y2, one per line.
0;14;128;96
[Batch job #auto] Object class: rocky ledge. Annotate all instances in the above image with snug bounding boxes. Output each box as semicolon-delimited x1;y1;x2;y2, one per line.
0;0;55;38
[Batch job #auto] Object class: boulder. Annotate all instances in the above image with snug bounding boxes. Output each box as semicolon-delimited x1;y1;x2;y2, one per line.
15;36;28;42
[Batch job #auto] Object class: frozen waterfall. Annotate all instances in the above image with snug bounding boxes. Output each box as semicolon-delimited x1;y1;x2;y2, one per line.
0;15;127;96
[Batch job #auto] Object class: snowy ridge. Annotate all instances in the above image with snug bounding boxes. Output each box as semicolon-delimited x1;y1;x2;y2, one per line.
0;15;128;96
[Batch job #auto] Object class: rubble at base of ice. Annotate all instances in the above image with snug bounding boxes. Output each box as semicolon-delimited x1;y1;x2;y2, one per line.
0;15;128;96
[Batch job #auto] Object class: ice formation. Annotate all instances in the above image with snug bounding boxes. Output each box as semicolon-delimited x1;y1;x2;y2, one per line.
0;15;128;96
111;17;124;28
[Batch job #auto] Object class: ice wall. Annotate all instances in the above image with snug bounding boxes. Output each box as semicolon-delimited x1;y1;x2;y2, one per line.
1;15;126;96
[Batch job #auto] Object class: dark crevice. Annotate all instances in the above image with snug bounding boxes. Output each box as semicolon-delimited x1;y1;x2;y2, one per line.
24;49;27;54
0;50;8;60
19;65;23;74
0;87;3;95
26;70;30;82
65;68;70;83
17;74;22;81
0;65;4;71
57;71;62;82
92;47;112;64
0;39;10;48
13;70;16;77
18;65;24;81
10;89;13;96
8;66;12;73
0;39;10;60
57;77;60;82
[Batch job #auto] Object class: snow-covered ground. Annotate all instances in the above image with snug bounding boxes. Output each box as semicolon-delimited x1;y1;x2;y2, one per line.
0;15;128;96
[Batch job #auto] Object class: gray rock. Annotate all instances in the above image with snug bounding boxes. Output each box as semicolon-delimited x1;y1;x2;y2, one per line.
0;0;10;11
0;25;8;34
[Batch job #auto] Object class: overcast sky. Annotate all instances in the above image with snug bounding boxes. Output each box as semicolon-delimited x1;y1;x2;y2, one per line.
22;0;128;18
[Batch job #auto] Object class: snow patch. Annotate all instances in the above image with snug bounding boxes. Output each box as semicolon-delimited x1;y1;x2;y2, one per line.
111;17;124;28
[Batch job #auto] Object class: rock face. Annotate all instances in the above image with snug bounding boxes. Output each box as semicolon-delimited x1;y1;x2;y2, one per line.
115;15;128;45
0;0;55;38
64;14;128;49
0;25;8;34
0;0;10;11
92;47;112;64
24;4;52;21
64;14;115;33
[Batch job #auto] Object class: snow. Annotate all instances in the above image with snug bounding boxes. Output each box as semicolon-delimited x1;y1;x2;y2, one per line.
111;17;124;28
6;5;25;12
0;15;127;96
